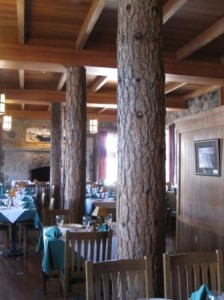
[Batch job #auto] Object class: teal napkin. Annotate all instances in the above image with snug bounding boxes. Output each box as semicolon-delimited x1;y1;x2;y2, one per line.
22;201;35;209
191;284;217;300
45;226;62;239
98;223;108;232
25;190;34;195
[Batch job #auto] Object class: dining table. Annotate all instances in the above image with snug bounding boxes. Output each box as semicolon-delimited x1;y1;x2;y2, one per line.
39;224;117;277
0;191;40;256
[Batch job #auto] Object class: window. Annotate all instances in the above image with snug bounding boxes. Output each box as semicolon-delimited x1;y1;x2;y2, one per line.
105;132;117;185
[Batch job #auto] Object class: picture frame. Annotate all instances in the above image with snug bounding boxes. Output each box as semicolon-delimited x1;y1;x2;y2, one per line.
195;139;221;176
25;127;50;143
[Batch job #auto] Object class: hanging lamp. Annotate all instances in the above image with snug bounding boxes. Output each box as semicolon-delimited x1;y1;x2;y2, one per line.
89;119;98;134
0;69;5;115
2;115;12;131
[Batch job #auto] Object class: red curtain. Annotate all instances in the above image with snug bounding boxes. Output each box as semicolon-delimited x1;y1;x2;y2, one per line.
169;123;175;185
98;131;107;182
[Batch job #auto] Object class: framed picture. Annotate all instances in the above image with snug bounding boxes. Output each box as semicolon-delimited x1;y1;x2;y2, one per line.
195;139;221;176
26;127;50;143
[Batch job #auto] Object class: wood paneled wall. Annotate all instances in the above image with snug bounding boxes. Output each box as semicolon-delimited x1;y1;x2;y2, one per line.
175;106;224;251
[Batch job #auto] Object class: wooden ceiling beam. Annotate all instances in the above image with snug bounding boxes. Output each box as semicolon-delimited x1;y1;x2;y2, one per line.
19;69;24;89
183;85;220;100
7;109;116;122
163;0;188;24
165;82;187;94
0;45;224;83
57;73;66;91
218;87;224;106
76;0;105;50
16;0;25;44
5;89;117;104
165;95;187;110
88;76;108;93
177;16;224;60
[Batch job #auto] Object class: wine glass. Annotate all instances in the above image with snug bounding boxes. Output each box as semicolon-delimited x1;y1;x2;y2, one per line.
55;215;64;227
105;213;113;226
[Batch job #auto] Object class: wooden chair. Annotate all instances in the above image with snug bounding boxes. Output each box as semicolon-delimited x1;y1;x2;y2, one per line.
48;197;55;210
166;190;176;231
20;190;48;251
42;208;73;294
163;249;224;300
0;223;12;254
60;230;113;300
42;208;72;226
85;255;153;300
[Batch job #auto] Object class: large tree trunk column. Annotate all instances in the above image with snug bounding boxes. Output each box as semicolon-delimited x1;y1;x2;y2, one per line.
117;1;166;296
50;102;62;208
64;66;86;223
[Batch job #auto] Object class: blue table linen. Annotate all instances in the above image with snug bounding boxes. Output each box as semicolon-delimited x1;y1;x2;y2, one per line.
191;284;218;300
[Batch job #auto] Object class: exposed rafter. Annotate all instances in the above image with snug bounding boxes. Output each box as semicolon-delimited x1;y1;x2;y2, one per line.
19;69;24;89
76;0;105;50
163;0;188;24
16;0;25;44
165;82;187;94
177;16;224;60
57;73;66;91
89;76;108;93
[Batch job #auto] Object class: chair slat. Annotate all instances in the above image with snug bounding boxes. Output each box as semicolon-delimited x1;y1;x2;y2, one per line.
163;250;224;300
85;256;154;300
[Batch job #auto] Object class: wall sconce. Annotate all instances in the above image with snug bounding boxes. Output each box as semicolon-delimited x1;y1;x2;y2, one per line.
0;93;5;115
2;115;12;131
89;119;98;134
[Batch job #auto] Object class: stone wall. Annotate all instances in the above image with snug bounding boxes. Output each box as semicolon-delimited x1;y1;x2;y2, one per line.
2;119;51;189
1;118;97;189
166;90;219;125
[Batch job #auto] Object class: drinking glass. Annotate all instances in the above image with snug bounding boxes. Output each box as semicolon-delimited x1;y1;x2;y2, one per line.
82;216;92;229
105;213;113;226
55;215;64;227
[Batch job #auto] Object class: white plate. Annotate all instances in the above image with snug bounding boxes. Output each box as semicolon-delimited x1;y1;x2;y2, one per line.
62;223;83;229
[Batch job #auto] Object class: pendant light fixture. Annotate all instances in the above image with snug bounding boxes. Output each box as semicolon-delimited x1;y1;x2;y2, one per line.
89;119;98;134
0;69;5;115
2;115;12;131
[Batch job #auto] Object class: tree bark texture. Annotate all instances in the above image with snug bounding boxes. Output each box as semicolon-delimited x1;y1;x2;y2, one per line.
50;102;62;208
64;67;86;223
117;0;166;296
60;106;66;208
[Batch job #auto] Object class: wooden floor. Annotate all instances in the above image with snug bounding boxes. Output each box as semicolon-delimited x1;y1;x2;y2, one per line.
0;232;176;300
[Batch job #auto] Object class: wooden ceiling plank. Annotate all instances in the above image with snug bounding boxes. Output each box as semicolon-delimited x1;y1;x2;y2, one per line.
57;73;66;91
183;85;220;100
165;82;187;94
76;0;106;50
89;76;108;93
19;69;24;89
16;0;25;44
218;87;224;106
163;0;188;24
177;17;224;60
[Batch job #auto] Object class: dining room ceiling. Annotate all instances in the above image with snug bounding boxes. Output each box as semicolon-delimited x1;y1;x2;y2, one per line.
0;0;223;122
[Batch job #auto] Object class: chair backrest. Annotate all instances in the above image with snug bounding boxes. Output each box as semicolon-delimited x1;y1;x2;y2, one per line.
163;249;224;300
42;208;72;226
85;256;153;300
64;230;113;291
48;197;55;210
167;191;176;211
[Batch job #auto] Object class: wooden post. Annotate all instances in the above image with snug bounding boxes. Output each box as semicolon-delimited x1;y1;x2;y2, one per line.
64;66;86;223
50;102;62;208
117;0;166;296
